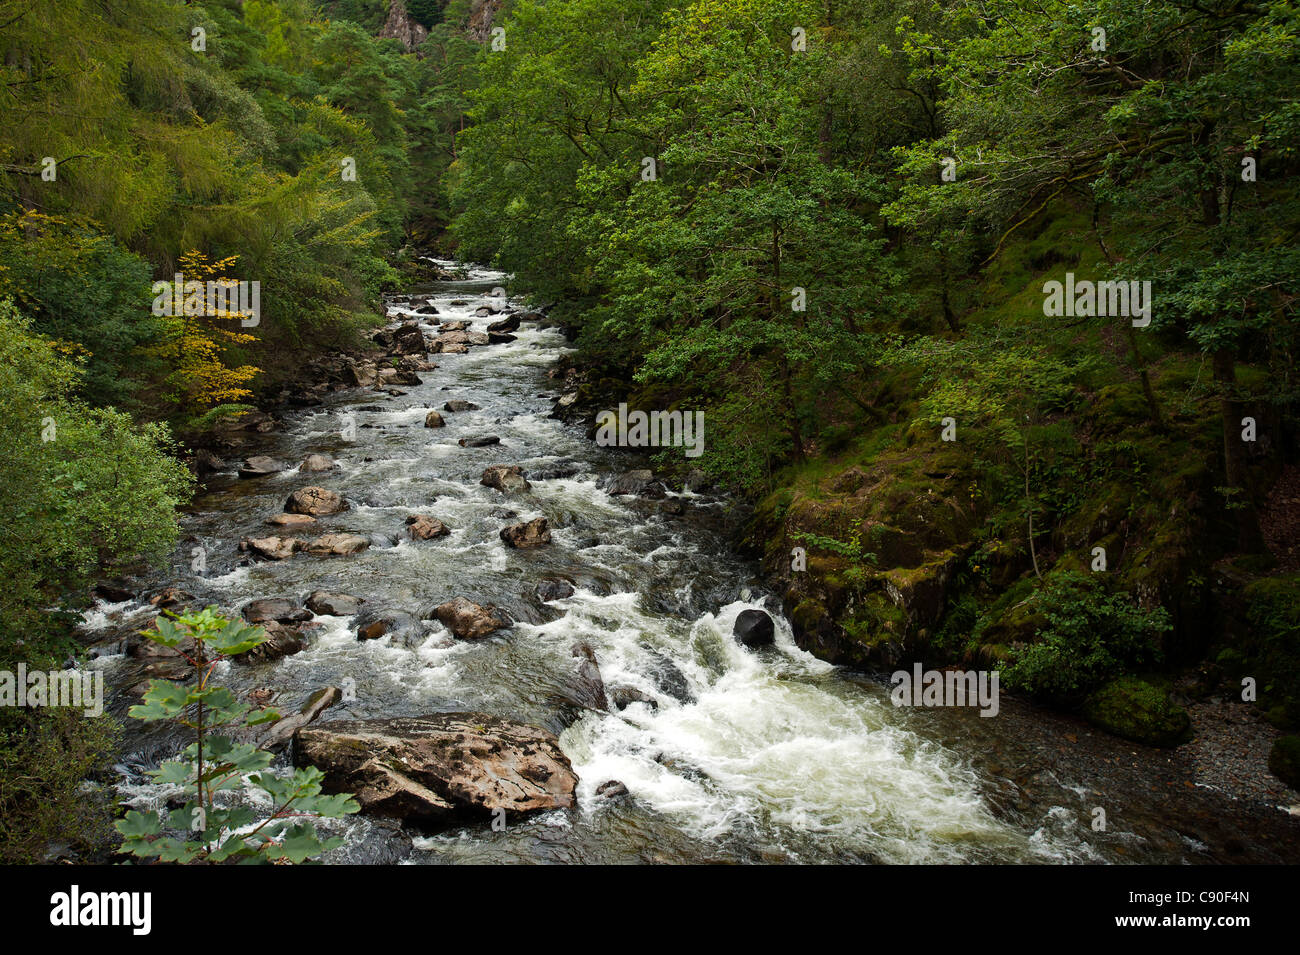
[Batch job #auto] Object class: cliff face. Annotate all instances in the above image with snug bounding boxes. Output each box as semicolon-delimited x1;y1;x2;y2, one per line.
467;0;505;43
379;0;429;51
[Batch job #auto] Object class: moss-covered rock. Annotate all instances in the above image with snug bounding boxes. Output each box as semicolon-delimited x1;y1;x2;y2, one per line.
1268;735;1300;791
1082;677;1192;747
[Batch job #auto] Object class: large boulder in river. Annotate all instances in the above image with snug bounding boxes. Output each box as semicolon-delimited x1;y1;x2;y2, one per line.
733;609;775;648
293;714;578;825
424;410;445;428
239;455;286;479
443;400;479;412
434;597;508;639
306;591;362;616
480;465;530;493
285;486;348;516
487;314;520;333
500;517;551;548
435;329;489;348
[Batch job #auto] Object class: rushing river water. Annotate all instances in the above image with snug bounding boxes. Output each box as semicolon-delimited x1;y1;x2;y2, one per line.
82;262;1300;865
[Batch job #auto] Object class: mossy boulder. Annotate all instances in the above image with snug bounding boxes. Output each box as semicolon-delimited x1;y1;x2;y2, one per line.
1082;677;1192;747
1267;735;1300;791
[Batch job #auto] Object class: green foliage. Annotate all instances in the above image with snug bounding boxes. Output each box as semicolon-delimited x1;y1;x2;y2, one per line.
1002;573;1171;699
0;707;120;863
0;300;193;659
117;607;359;864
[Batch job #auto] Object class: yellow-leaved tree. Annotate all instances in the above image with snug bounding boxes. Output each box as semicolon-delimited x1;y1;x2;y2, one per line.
146;250;261;423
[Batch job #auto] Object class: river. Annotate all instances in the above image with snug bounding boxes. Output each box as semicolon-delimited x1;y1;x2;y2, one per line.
82;261;1300;864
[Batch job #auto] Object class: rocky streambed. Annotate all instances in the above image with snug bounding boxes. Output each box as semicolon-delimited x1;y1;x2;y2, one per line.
79;259;1300;864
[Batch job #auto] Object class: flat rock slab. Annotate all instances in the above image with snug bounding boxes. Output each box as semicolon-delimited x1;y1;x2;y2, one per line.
294;714;579;825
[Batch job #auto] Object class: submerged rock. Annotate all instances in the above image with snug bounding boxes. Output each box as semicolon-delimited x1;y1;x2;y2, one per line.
294;714;578;825
443;400;479;412
355;608;424;644
459;435;500;448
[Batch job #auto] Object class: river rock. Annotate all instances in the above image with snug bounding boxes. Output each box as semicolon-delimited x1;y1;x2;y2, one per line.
237;621;305;664
480;465;530;493
733;609;775;648
608;469;665;498
94;580;135;603
257;686;341;752
434;597;508;639
241;598;311;625
239;455;286;479
415;305;439;315
346;360;378;387
443;400;479;412
264;512;317;528
487;314;520;333
406;514;450;540
488;332;517;344
567;642;608;711
293;713;578;824
306;591;363;616
595;780;629;799
536;578;575;602
439;320;469;331
285;486;348;516
356;608;424;643
299;453;336;473
500;517;551;548
610;686;658;711
435;329;489;347
424;410;445;428
436;342;468;354
390;322;427;355
192;449;226;477
459;435;500;448
241;536;301;560
303;533;370;556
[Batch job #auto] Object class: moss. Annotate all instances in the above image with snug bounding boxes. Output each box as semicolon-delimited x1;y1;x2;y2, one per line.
1268;736;1300;791
791;599;828;635
1082;676;1192;747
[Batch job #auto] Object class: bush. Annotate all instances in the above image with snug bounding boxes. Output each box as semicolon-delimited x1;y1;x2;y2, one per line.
1001;572;1171;700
